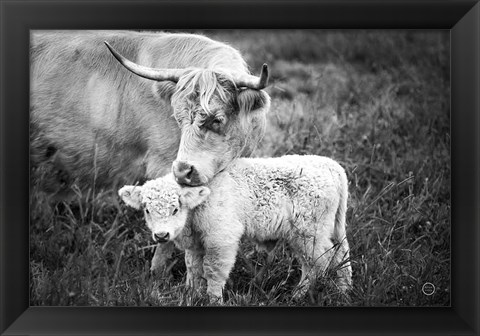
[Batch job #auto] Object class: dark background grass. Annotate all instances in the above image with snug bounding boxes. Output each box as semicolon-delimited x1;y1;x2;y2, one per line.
29;30;450;306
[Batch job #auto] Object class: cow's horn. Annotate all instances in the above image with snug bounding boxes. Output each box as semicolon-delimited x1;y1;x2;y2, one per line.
104;42;184;82
234;63;269;90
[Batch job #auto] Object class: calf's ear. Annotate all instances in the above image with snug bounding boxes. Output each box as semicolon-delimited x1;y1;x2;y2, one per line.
118;185;143;209
179;186;211;209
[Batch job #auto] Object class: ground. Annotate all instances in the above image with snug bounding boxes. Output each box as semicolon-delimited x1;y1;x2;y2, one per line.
30;30;450;306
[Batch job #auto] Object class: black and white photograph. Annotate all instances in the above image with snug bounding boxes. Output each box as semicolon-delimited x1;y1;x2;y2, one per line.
28;29;451;307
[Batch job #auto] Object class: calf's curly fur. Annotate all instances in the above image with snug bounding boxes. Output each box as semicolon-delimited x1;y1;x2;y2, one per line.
119;155;352;303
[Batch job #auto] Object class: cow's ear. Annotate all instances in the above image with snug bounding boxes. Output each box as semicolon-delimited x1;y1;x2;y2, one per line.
179;186;211;209
237;89;270;113
152;81;176;101
118;185;143;209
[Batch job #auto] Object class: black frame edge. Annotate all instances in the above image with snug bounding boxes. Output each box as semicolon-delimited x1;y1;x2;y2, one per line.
1;0;479;335
451;2;480;333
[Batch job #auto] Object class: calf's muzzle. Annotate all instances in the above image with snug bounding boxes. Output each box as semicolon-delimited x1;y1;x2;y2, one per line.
154;232;170;242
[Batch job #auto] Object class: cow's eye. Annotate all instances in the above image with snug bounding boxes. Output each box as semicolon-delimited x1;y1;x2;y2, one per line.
145;209;150;215
210;118;224;132
172;207;178;216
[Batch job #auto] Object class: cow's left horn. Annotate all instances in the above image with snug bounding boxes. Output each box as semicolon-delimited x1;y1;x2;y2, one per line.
234;63;269;90
105;42;185;82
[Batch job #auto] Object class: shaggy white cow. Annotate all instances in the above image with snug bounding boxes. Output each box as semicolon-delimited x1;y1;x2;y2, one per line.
119;155;352;303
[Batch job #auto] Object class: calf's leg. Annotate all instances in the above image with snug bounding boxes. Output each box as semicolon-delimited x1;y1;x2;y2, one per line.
185;249;206;291
291;234;336;299
150;242;175;275
332;236;353;293
202;245;239;303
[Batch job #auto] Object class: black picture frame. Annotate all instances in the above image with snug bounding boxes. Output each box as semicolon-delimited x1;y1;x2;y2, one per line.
1;1;479;335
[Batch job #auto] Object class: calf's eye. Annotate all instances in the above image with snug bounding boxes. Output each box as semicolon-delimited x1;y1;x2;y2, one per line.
172;207;178;216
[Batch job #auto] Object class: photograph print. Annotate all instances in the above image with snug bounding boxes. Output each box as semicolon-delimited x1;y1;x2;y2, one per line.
30;29;450;306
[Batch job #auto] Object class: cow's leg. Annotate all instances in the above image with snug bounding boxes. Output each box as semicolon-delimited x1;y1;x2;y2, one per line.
291;233;336;300
150;242;175;275
185;249;205;292
202;245;239;304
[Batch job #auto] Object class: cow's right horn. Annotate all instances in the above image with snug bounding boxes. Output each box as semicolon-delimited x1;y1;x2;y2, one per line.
105;42;185;82
234;63;269;90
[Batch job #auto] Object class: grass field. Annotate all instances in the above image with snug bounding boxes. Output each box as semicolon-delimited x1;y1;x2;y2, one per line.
30;30;450;306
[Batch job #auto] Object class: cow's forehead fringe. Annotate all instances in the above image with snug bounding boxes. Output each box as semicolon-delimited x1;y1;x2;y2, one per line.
172;68;235;115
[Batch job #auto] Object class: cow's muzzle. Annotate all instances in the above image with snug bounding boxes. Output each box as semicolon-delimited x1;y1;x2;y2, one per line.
172;161;203;186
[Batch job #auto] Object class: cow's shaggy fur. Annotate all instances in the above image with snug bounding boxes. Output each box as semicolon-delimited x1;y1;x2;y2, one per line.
120;155;352;303
30;30;270;197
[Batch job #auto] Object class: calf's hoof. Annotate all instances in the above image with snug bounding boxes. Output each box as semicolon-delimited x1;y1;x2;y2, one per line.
292;284;309;301
206;291;224;305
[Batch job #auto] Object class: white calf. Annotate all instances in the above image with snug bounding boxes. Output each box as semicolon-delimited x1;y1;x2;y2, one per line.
120;155;352;303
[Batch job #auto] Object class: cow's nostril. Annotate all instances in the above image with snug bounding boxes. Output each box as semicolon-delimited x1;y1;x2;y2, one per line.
173;161;201;185
181;165;192;176
185;168;193;180
173;161;192;177
154;232;170;242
